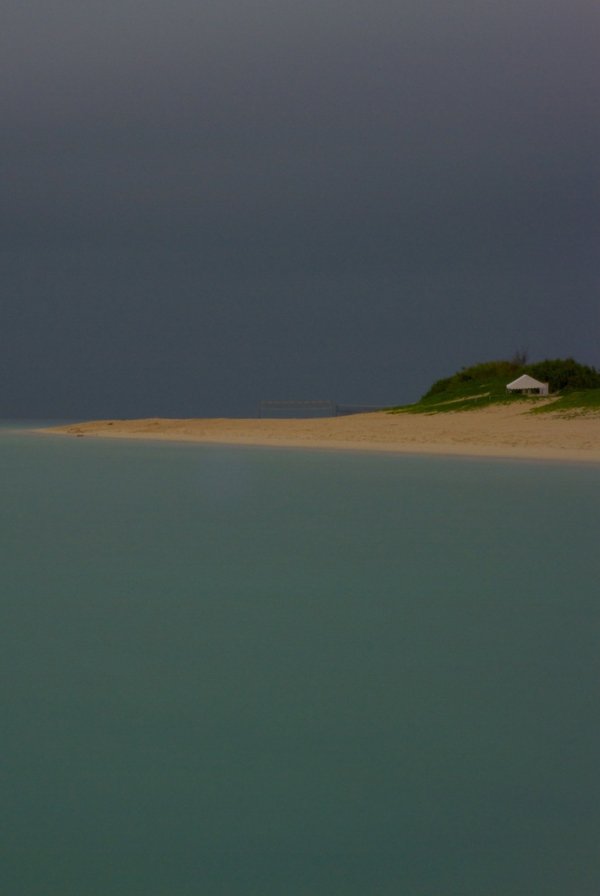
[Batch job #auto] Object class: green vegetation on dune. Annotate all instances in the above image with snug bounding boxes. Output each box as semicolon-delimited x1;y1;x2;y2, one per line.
530;389;600;414
389;358;600;415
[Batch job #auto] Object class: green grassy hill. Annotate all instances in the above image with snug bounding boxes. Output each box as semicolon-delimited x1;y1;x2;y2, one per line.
390;358;600;414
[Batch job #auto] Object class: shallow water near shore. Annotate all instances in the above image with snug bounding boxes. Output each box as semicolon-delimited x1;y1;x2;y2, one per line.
2;425;599;895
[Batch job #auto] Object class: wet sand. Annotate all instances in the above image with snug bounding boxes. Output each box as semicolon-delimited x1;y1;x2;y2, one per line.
41;403;600;463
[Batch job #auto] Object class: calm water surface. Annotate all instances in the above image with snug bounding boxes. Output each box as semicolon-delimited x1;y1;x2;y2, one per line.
1;426;599;895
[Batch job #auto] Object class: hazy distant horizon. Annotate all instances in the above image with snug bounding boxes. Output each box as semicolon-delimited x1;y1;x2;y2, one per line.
3;348;600;421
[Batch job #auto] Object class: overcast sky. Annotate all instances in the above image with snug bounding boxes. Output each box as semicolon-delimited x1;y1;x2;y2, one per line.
3;0;599;417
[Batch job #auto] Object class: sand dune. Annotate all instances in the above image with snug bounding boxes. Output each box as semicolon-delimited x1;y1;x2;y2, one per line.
41;403;600;463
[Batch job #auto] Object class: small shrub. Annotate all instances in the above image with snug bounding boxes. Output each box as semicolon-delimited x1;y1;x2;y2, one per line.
525;358;600;392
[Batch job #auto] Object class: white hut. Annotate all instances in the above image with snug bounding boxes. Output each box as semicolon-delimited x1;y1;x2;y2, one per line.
506;374;549;396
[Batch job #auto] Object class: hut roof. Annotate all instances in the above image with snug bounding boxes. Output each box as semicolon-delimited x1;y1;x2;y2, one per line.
506;374;548;390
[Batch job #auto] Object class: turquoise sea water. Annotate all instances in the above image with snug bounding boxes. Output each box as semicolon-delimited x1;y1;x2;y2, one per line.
1;425;599;896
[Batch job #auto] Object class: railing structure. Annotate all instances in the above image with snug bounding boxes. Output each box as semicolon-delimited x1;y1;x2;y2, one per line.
259;400;337;418
336;404;388;416
258;400;386;418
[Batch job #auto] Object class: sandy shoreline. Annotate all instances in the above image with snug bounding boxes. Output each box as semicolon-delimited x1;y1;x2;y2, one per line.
40;404;600;463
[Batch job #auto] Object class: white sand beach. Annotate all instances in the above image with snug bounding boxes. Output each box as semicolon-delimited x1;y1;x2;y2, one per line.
42;403;600;463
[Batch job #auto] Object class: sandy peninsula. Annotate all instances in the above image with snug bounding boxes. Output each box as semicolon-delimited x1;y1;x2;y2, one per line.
42;403;600;463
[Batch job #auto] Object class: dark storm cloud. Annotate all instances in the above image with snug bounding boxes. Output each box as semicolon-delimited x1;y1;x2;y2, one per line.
5;0;598;244
2;1;599;416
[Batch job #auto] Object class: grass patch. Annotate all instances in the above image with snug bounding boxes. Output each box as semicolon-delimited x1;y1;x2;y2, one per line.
390;361;524;413
530;389;600;414
388;375;529;414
